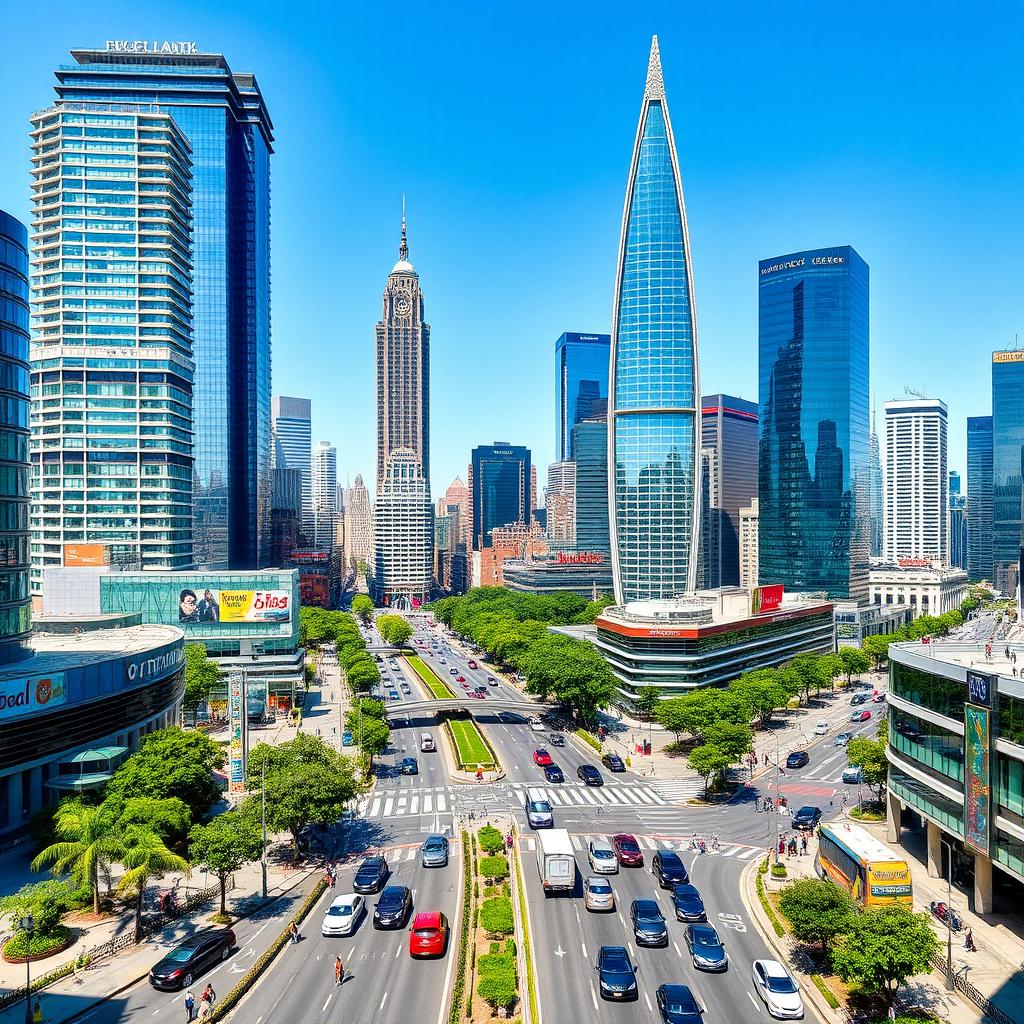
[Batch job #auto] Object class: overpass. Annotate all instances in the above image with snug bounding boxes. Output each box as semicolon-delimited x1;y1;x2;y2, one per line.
381;698;560;720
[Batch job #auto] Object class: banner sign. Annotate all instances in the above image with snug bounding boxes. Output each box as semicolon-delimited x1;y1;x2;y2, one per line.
751;584;784;615
0;673;67;722
228;674;247;795
179;587;291;624
966;671;991;706
964;703;991;855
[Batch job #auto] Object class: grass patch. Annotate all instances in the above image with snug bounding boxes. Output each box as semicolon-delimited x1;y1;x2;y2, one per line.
405;654;456;698
810;974;840;1009
448;717;497;769
849;803;886;821
575;727;602;752
756;859;786;937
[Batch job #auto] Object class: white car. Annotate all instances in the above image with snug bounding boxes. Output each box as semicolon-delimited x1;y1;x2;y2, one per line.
587;839;619;874
583;875;615;912
813;721;829;736
322;893;365;936
752;959;804;1018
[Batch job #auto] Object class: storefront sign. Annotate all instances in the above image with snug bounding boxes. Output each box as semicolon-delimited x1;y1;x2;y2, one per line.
125;646;184;683
964;703;991;855
993;351;1024;363
0;673;67;722
751;584;784;615
966;671;991;706
104;40;199;54
228;674;247;795
555;552;605;565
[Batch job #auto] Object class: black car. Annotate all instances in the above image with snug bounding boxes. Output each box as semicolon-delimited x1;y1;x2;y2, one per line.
684;923;728;971
671;884;706;922
785;751;809;769
577;764;604;786
149;929;235;990
657;984;704;1024
595;945;639;1001
850;691;870;705
630;898;669;947
399;757;418;775
543;763;564;783
602;753;626;772
372;885;412;929
653;850;689;888
549;734;566;746
792;805;823;831
353;854;389;894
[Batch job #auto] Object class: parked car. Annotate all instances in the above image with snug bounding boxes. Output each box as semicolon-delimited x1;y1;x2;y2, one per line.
612;833;644;867
834;732;854;746
543;763;564;783
588;838;619;874
399;757;418;775
577;764;604;786
657;984;704;1024
752;959;804;1019
595;945;639;1001
372;885;412;929
631;898;669;946
671;884;706;922
353;855;389;894
602;753;626;772
584;875;615;912
791;805;822;831
850;709;872;723
420;834;449;868
408;911;448;957
785;751;809;769
533;748;554;767
684;923;728;971
149;930;235;990
813;721;829;736
322;894;364;937
842;765;863;785
653;849;689;888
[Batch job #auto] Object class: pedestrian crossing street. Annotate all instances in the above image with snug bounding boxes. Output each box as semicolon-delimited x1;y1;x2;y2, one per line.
517;833;763;860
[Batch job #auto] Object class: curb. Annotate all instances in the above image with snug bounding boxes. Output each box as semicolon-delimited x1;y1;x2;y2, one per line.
449;771;507;785
509;832;538;1024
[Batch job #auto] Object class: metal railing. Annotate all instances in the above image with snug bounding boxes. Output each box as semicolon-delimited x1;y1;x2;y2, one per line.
928;952;1020;1024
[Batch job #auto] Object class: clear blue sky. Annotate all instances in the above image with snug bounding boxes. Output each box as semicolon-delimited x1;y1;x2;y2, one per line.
1;0;1020;498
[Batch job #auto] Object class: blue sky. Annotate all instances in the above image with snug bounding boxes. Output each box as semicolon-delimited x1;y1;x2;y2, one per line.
1;0;1020;498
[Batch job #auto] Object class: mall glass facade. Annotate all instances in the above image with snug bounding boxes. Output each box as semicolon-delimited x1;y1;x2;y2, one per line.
758;246;870;602
967;415;993;582
609;46;700;604
53;47;274;569
555;332;609;462
991;354;1024;592
0;212;31;660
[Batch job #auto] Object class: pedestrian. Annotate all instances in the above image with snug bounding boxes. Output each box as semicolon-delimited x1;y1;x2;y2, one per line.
334;955;344;985
964;928;976;952
289;921;300;944
764;753;770;766
887;1006;896;1023
788;836;797;857
184;989;196;1022
778;837;785;856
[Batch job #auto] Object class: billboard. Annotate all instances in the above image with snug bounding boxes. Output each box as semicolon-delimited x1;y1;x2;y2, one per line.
964;703;991;855
178;587;291;624
64;543;109;567
227;673;247;795
750;584;784;615
0;673;67;723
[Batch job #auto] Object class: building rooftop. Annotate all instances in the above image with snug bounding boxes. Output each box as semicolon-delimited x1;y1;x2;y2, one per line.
599;589;832;630
870;560;969;580
891;639;1024;678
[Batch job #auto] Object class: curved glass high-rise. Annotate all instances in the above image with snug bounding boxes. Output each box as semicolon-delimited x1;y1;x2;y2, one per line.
609;36;700;604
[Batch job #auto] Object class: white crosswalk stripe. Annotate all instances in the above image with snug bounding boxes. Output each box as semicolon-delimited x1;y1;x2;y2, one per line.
737;847;761;860
368;797;382;818
437;794;446;812
651;778;706;802
423;794;433;813
382;797;394;817
571;834;584;851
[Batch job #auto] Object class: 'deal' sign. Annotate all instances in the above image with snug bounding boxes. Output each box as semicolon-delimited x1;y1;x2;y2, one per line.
0;674;67;723
228;674;247;795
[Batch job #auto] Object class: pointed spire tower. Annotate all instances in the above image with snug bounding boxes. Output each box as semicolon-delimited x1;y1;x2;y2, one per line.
608;35;701;603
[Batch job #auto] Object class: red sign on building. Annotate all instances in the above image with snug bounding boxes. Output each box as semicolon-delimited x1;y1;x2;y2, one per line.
555;552;605;565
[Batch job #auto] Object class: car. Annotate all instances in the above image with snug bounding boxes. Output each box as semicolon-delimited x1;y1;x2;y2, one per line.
549;733;565;746
595;945;639;1001
149;930;235;990
387;689;399;701
353;854;389;894
449;667;458;675
657;984;704;1024
408;911;449;958
475;686;488;696
752;959;805;1018
588;838;619;874
791;805;822;831
543;763;564;783
842;765;863;784
533;748;553;767
631;898;669;946
400;682;411;694
456;675;466;683
834;732;854;746
583;874;615;912
612;833;644;867
439;659;447;665
671;883;706;922
814;721;829;736
461;682;471;689
653;849;689;887
850;692;870;706
399;757;418;775
322;893;365;936
530;720;546;732
873;692;886;703
421;834;449;867
785;751;810;769
602;753;626;772
851;709;872;722
487;675;498;686
467;660;478;669
684;923;728;971
373;885;412;929
577;764;604;786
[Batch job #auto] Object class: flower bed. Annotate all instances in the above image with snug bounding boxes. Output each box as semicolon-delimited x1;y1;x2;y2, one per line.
2;927;74;964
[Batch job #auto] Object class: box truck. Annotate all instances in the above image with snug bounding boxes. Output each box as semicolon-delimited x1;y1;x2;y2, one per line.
536;828;576;894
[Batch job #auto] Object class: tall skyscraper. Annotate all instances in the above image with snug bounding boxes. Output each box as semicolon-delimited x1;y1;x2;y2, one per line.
376;210;429;488
699;395;758;588
992;351;1024;596
868;409;884;558
739;498;759;591
29;105;195;591
609;37;700;604
342;474;373;570
758;246;870;602
52;44;274;570
312;441;338;549
438;477;469;550
469;443;531;550
967;416;993;582
0;211;32;661
948;471;968;571
555;332;610;462
545;461;576;546
883;398;948;563
271;397;312;543
572;416;611;555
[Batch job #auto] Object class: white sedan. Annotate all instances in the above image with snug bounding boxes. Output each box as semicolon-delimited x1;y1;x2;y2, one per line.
751;959;804;1018
813;721;829;736
322;893;365;936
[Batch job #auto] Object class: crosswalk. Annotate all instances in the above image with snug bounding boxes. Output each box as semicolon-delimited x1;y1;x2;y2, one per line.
518;832;763;860
651;778;708;802
508;784;667;807
356;790;451;819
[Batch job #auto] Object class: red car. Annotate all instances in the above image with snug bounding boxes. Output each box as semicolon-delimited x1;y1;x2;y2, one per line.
612;833;644;867
409;911;449;957
533;748;553;767
456;675;466;683
851;709;872;722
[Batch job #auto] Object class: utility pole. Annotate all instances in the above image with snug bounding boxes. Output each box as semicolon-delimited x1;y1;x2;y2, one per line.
260;756;268;899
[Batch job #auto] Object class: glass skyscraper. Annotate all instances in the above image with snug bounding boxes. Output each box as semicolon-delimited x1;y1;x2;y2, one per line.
52;44;274;569
469;443;531;550
572;416;610;555
555;332;609;463
991;352;1024;596
967;415;993;582
758;246;870;602
609;37;700;604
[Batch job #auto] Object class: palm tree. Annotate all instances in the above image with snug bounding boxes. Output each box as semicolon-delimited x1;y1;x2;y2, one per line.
117;824;190;940
31;799;124;914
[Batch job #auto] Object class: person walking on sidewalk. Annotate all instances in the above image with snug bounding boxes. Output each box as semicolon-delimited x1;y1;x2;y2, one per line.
334;955;344;985
184;989;196;1022
964;927;976;952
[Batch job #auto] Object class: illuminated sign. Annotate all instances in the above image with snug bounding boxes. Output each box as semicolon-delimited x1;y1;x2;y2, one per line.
178;587;291;624
964;703;991;855
228;674;247;795
966;671;990;705
64;543;109;567
0;674;67;722
751;584;784;615
760;258;805;276
555;552;605;565
811;255;845;265
761;254;846;276
104;40;199;54
993;351;1024;363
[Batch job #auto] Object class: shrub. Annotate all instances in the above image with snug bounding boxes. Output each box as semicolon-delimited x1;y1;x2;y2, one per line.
810;974;840;1009
477;825;504;854
755;864;785;938
476;951;518;1011
448;833;473;1024
479;896;514;936
575;728;602;752
479;855;508;881
771;864;788;878
2;926;72;960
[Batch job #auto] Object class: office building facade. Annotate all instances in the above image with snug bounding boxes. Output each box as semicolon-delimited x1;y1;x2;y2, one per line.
949;471;968;571
967;416;993;582
53;45;274;570
469;443;531;549
883;398;948;563
609;37;701;604
573;416;611;556
758;245;870;602
869;413;884;558
342;474;373;571
371;449;432;607
545;461;576;546
992;352;1024;597
311;441;337;550
271;396;312;543
29;106;195;590
555;332;610;462
739;498;759;590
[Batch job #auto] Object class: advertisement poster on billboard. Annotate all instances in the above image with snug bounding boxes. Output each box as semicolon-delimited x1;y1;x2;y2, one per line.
750;584;784;615
178;588;291;624
964;703;991;855
0;673;67;723
228;674;247;795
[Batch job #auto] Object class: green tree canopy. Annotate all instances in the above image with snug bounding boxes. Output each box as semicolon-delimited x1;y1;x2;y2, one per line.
183;643;222;717
0;879;81;941
730;671;791;728
117;823;190;939
778;878;856;954
351;594;375;625
634;686;662;721
847;736;889;800
522;633;616;721
687;744;732;797
347;696;386;722
377;614;413;647
355;717;391;765
703;721;753;762
839;646;871;685
817;653;845;692
189;810;263;915
346;658;380;692
112;796;191;843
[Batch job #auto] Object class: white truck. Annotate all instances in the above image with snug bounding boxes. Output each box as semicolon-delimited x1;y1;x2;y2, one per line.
536;828;576;894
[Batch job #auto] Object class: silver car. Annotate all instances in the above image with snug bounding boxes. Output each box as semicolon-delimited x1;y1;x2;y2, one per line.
588;839;619;874
421;834;449;867
583;875;615;912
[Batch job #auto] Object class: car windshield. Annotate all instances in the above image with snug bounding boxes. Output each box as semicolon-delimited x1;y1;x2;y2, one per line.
619;840;639;852
589;881;612;893
328;904;353;916
413;927;439;938
635;902;662;919
766;975;798;993
164;945;201;962
667;996;696;1013
693;929;720;947
662;856;682;869
358;860;381;874
602;952;630;972
797;807;817;817
528;801;551;813
425;838;445;850
592;848;613;859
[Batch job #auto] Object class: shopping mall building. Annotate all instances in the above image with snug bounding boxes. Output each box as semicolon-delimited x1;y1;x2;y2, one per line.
886;641;1024;913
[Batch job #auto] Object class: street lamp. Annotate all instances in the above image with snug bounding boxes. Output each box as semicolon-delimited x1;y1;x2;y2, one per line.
260;757;268;899
20;913;33;1024
940;838;955;990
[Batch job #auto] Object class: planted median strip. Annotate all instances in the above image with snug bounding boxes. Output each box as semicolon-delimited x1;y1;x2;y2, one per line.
405;654;458;699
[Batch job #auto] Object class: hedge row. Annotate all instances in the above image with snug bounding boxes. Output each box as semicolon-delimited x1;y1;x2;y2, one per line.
575;728;602;752
810;973;840;1009
448;832;473;1024
479;855;508;882
477;825;504;854
477;951;517;1011
479;897;514;937
755;859;785;938
511;832;538;1023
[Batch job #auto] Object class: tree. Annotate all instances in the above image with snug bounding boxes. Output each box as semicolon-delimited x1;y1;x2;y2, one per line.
352;594;374;626
861;633;892;670
790;653;823;699
376;614;413;647
346;659;380;692
189;811;263;916
817;653;845;693
656;691;721;743
654;697;692;743
105;727;224;819
117;823;190;940
703;721;753;762
839;646;871;686
523;634;616;721
634;686;662;721
730;671;791;728
31;798;124;914
113;797;191;843
778;878;855;954
687;744;732;798
347;697;386;722
847;736;889;800
0;880;80;954
832;906;938;1006
356;717;391;765
183;643;222;718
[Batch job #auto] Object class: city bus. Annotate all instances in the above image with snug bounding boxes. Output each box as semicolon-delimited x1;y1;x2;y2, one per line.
814;822;912;908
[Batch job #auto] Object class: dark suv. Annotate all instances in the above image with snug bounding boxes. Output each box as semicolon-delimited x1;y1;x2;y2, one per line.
601;753;626;772
372;885;412;929
596;945;639;1001
653;849;689;888
792;805;823;831
577;764;604;786
353;854;389;893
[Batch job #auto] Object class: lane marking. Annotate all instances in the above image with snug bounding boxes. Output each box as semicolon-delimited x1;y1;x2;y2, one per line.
674;941;682;958
590;982;598;1010
322;995;332;1012
380;992;388;1011
748;992;761;1011
581;941;588;959
645;991;654;1012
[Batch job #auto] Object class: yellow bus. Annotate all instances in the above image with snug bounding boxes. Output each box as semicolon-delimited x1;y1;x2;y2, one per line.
815;822;912;908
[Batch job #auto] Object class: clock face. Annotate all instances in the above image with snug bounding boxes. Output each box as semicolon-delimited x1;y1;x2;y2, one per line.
394;295;411;316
